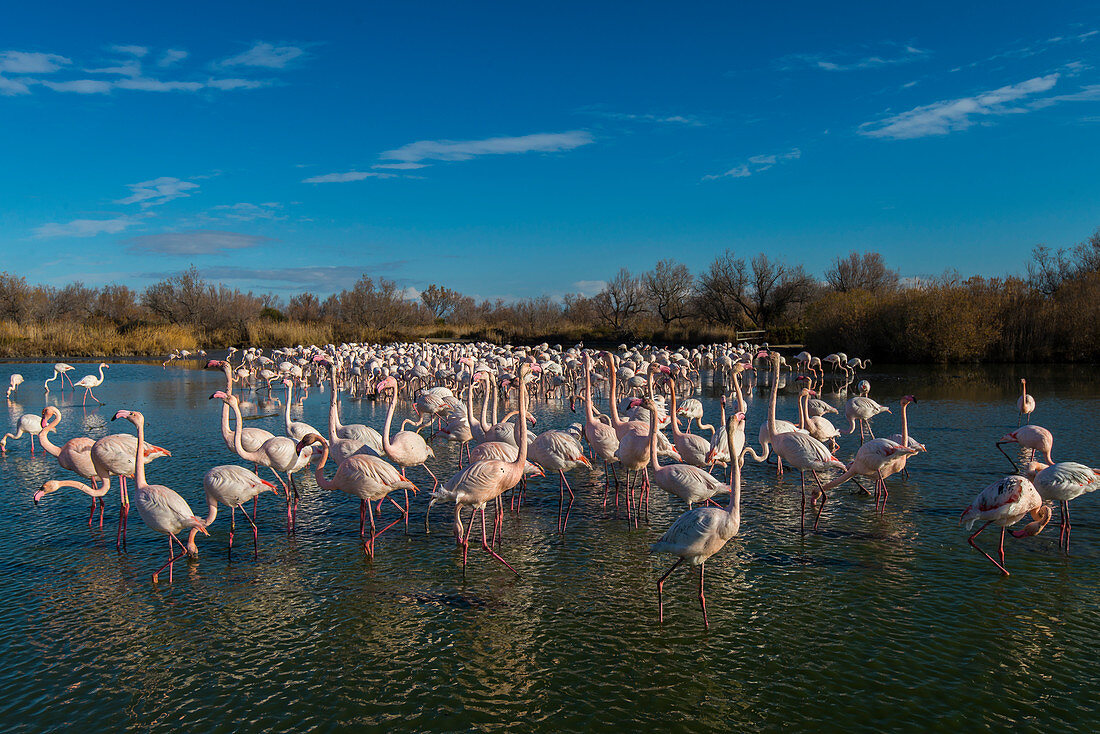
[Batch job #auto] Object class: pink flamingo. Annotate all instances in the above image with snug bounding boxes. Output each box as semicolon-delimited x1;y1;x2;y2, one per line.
1023;461;1100;554
296;433;418;558
112;409;208;583
646;398;729;509
35;479;110;524
43;362;76;393
2;412;43;454
1017;378;1036;425
377;375;437;531
667;367;711;467
425;440;544;533
35;407;110;526
764;353;847;532
996;424;1053;472
91;430;172;549
960;475;1051;576
651;411;745;628
211;391;313;532
73;363;109;406
529;428;591;532
581;352;621;506
206;360;275;460
188;465;279;559
435;362;535;577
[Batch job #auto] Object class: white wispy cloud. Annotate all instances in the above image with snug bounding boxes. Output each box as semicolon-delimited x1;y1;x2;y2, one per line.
372;162;428;170
221;42;304;69
110;45;148;57
187;262;408;289
41;79;113;94
125;230;270;255
572;280;606;297
0;75;31;95
859;73;1060;139
381;131;594;163
208;202;285;221
302;171;394;183
115;77;204;92
780;43;929;72
580;107;704;126
158;49;188;67
0;51;70;74
703;148;801;181
117;177;199;207
34;217;136;238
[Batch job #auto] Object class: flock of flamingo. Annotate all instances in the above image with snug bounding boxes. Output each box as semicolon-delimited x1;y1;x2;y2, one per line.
4;344;1098;627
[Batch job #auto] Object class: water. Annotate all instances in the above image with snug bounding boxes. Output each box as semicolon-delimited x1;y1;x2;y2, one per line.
2;360;1099;732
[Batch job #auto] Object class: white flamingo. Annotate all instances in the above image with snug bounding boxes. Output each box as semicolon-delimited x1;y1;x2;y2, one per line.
2;413;43;454
188;465;279;559
73;363;109;406
960;475;1051;576
1023;461;1100;554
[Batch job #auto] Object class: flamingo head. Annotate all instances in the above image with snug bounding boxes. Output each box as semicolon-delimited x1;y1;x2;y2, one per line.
900;395;917;407
34;480;65;504
1011;503;1053;538
376;376;398;393
1022;460;1049;479
295;433;327;454
40;405;60;424
111;409;142;426
998;431;1019;443
205;359;225;369
729;411;746;430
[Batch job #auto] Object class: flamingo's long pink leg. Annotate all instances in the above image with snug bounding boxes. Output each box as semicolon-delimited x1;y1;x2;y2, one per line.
479;507;519;576
968;521;1010;575
656;557;684;624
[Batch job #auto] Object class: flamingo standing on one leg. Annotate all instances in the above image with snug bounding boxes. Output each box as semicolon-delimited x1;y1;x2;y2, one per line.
111;409;209;583
189;465;279;560
2;413;43;455
651;410;746;628
73;363;109;406
960;475;1051;576
1017;378;1036;425
1023;461;1100;554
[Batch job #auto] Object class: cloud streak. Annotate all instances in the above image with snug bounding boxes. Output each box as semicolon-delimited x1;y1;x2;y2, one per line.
125;230;270;255
780;43;929;72
703;148;801;180
302;170;394;183
381;131;594;163
181;263;410;290
117;177;199;206
220;42;305;69
859;74;1060;139
34;217;137;238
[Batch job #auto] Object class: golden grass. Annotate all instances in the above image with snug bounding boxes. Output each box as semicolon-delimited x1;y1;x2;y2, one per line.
0;319;198;358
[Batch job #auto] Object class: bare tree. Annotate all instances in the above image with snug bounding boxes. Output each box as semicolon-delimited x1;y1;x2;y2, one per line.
1027;245;1073;296
825;252;900;294
594;268;644;333
0;272;31;322
643;259;694;326
420;283;463;321
287;292;322;321
696;251;813;329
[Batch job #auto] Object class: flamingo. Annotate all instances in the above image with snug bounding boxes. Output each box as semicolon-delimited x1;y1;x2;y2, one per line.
764;353;847;532
35;407;110;525
996;425;1054;471
650;410;746;628
34;479;110;526
43;363;76;393
667;368;711;468
211;391;313;532
529;428;591;532
281;378;320;443
960;475;1051;576
435;362;535;577
2;412;43;454
645;398;730;509
796;381;840;452
73;363;109;406
111;409;208;583
7;373;24;398
299;434;418;557
581;352;621;506
91;430;172;549
844;392;890;444
188;465;279;559
425;440;544;533
1023;461;1100;553
1017;378;1036;424
318;356;383;451
206;360;275;458
377;374;437;531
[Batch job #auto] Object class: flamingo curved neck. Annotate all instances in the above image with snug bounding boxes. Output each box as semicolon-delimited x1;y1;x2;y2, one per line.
733;372;746;414
37;414;62;457
133;420;148;488
606;355;626;429
312;442;336;490
648;402;660;471
668;378;684;438
229;400;260;463
382;386;397;452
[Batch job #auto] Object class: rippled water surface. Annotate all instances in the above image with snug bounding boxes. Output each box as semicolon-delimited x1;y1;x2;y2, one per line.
2;360;1099;732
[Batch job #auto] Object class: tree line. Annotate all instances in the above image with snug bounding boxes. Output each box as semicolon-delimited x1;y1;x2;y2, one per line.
1;227;1098;362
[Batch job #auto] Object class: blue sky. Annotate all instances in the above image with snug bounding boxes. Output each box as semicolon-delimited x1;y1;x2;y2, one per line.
2;1;1098;302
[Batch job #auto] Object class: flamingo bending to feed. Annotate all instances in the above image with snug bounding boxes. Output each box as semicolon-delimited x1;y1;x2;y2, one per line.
764;352;847;532
2;413;43;454
6;374;23;398
651;411;745;628
646;398;730;509
960;475;1051;576
43;363;76;393
35;479;110;526
91;430;172;549
1023;461;1100;554
211;391;313;532
297;434;418;558
112;409;209;583
36;407;111;526
437;362;535;577
378;375;437;531
996;425;1054;471
1017;378;1036;424
73;363;109;406
189;465;279;559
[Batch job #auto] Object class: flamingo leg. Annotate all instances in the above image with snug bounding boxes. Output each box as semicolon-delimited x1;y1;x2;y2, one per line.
479;506;520;576
698;562;709;629
229;504;236;560
995;441;1018;472
1063;501;1072;555
89;387;102;405
968;521;1010;576
560;470;575;533
152;533;190;583
461;507;476;576
239;503;260;558
812;470;828;531
656;557;684;624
